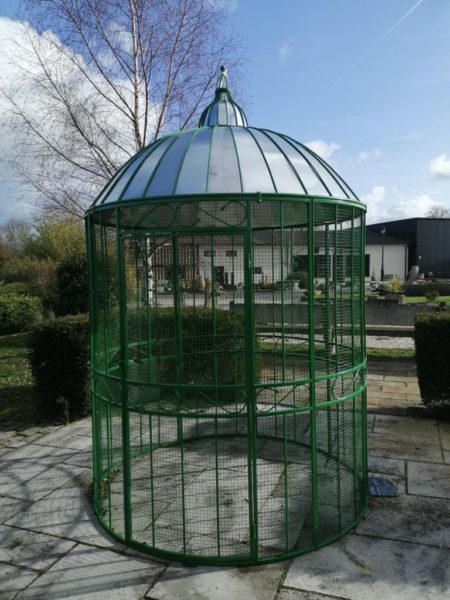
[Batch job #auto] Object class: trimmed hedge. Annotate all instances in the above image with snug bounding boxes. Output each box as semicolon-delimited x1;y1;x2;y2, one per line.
414;312;450;419
54;254;88;316
405;282;450;297
148;308;247;388
0;282;44;297
0;294;43;335
29;314;89;422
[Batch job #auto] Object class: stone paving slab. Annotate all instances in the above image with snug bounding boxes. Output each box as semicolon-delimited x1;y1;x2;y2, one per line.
284;534;450;600
63;449;93;468
0;494;31;524
367;456;405;478
368;415;442;462
0;562;39;600
4;484;122;550
17;543;164;599
439;422;450;451
147;562;287;600
278;591;341;600
5;464;90;504
0;524;76;571
356;494;450;548
407;461;450;499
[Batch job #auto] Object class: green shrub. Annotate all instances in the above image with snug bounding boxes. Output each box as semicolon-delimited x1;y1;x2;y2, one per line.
388;275;403;293
424;290;439;303
29;314;89;422
288;270;308;288
0;257;57;285
0;282;43;297
54;254;88;316
414;313;450;419
136;308;247;388
0;294;43;334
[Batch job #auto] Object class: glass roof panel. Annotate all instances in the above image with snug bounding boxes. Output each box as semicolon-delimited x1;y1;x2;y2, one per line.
232;127;275;193
290;140;347;198
249;129;302;194
265;131;328;196
121;137;174;199
208;103;219;126
147;130;196;196
218;102;227;124
102;149;151;204
175;128;213;194
208;126;242;193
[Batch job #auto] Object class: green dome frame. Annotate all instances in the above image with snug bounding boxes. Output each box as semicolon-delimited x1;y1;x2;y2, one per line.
85;69;368;566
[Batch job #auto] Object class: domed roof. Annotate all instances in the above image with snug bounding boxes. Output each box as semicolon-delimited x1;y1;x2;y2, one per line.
92;68;358;208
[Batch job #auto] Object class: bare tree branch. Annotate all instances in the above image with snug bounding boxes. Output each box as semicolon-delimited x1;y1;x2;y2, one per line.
0;0;244;218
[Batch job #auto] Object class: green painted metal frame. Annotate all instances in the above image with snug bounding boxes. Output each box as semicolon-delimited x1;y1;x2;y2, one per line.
86;192;368;566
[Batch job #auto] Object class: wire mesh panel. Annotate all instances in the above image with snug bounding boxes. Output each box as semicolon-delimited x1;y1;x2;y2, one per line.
87;195;367;565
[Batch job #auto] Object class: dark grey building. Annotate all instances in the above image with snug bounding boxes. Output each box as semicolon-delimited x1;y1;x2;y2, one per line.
367;218;450;277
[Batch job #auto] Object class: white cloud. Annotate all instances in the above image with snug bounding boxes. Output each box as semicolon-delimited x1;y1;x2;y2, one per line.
279;39;293;61
306;139;341;160
429;154;450;178
357;149;382;164
389;194;435;220
362;185;436;224
362;185;385;223
0;16;159;221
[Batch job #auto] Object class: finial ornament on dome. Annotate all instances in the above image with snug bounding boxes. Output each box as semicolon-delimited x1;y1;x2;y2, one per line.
217;65;229;91
198;65;248;127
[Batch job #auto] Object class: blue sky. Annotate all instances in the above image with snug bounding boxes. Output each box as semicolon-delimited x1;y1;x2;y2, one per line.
0;0;449;223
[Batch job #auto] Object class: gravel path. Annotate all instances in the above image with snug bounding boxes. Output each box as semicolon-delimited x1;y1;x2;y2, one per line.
366;335;414;349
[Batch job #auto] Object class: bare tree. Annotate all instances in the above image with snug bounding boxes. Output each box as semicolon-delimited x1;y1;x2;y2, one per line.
426;205;450;218
1;0;243;218
0;218;32;255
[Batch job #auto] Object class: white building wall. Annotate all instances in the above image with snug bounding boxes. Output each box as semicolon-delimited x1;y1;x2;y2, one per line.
366;244;407;280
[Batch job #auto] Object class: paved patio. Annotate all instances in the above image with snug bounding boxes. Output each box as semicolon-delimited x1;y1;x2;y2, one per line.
0;363;449;600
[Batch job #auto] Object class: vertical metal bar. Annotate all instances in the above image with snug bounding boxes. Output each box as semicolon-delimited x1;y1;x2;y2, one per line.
333;206;342;530
280;204;286;381
214;417;221;556
100;226;109;374
173;237;183;390
324;223;332;458
85;215;102;512
350;210;355;368
351;208;358;518
106;402;113;528
148;414;156;546
283;414;289;551
360;210;368;507
244;198;258;559
210;237;218;399
307;199;319;547
271;229;276;382
172;236;187;551
116;208;133;542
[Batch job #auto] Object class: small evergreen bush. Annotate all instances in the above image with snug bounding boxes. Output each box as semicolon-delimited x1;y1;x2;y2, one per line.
54;254;88;315
29;314;89;422
414;312;450;419
0;294;43;334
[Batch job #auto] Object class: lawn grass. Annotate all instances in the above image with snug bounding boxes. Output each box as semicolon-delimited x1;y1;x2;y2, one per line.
404;295;450;305
0;332;35;426
366;347;415;361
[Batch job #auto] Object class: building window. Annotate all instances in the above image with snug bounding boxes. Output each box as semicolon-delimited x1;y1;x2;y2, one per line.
203;249;216;257
254;267;262;274
365;254;370;277
225;250;238;257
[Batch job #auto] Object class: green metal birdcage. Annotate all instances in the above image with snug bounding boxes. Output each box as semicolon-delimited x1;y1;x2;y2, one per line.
85;67;368;566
